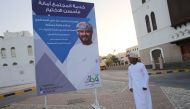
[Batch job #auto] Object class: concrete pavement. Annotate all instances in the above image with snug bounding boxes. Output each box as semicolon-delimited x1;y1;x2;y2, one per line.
161;86;190;109
0;85;173;109
2;70;190;109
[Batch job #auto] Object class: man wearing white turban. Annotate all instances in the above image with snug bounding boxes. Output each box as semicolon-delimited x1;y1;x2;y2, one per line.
127;52;153;109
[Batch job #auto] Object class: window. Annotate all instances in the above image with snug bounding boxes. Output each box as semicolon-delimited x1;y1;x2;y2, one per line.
3;64;8;67
29;60;34;64
145;15;151;33
11;47;16;57
151;12;157;30
152;49;162;63
27;45;33;56
13;62;18;66
142;0;146;4
1;48;6;58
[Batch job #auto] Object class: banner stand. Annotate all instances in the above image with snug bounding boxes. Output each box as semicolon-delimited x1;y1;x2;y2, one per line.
90;88;105;109
43;95;48;109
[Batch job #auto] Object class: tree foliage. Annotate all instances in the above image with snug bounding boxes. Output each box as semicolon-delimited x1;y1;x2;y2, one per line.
111;55;120;63
103;54;120;66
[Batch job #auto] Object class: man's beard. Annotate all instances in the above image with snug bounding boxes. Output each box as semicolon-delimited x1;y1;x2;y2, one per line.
80;37;92;45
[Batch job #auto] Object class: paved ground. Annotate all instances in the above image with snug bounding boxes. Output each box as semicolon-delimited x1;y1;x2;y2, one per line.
0;84;173;109
161;87;190;109
150;72;190;109
2;70;190;109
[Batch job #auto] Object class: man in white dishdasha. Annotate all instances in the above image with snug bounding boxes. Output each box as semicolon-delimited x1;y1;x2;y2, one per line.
127;52;153;109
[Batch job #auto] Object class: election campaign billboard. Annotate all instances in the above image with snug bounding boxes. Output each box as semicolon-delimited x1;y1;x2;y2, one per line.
32;0;101;95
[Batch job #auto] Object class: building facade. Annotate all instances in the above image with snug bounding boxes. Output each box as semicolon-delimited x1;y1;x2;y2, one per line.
130;0;190;68
0;31;35;87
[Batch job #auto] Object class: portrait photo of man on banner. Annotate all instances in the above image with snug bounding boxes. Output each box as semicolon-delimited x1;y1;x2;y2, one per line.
66;22;100;89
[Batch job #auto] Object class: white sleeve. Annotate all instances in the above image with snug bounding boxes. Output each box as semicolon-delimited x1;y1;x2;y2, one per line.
142;64;149;88
128;68;132;89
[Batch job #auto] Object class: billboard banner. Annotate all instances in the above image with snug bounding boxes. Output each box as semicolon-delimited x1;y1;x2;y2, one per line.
32;0;101;95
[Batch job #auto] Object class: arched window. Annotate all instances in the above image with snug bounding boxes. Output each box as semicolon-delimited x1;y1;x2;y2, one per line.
13;62;18;66
1;48;6;58
11;47;16;57
0;36;4;40
29;60;34;64
145;15;151;33
27;45;33;56
3;63;8;67
151;49;162;63
142;0;146;4
151;12;157;30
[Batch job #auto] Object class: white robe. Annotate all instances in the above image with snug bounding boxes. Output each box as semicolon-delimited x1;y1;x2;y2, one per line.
128;62;152;109
66;43;100;89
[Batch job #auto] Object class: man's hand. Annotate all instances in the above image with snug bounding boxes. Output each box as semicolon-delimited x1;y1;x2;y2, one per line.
129;88;133;92
143;87;147;91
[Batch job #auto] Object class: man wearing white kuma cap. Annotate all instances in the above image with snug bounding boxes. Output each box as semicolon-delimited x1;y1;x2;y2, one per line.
127;52;153;109
66;22;100;89
128;52;138;58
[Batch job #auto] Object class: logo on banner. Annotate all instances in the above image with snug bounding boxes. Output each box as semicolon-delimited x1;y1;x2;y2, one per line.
85;74;99;86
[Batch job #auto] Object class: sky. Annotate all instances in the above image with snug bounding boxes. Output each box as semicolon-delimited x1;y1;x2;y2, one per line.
0;0;138;56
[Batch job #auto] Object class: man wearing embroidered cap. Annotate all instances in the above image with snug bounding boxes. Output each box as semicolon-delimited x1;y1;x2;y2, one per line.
66;22;100;89
127;52;153;109
76;22;93;45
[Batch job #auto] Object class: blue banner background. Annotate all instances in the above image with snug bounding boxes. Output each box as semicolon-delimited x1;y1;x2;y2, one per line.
33;15;89;62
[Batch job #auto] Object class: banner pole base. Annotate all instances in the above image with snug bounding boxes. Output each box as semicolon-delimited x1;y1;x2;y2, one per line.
90;104;103;109
42;95;48;109
90;88;105;109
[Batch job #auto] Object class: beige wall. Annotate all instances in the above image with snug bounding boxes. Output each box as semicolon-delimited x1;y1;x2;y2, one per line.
139;49;150;65
140;43;182;65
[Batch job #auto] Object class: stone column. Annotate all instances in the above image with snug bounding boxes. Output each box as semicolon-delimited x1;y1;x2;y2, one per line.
151;60;156;70
159;57;164;69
